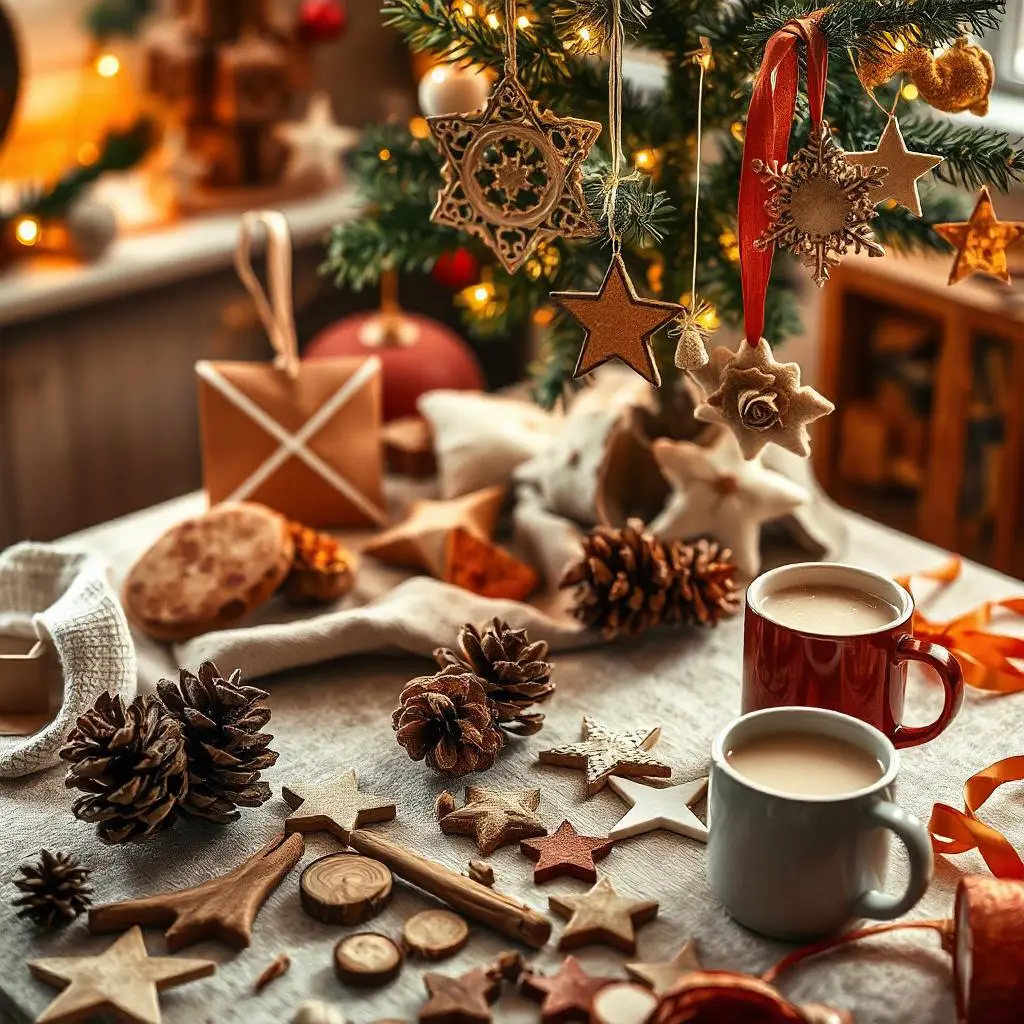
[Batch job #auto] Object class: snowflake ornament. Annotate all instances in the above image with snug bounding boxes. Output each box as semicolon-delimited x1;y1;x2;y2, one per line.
752;120;887;286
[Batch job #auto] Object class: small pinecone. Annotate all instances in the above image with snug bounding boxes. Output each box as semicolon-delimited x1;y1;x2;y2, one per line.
392;672;504;776
157;662;279;824
667;538;741;627
60;693;188;845
11;850;92;928
434;619;554;736
559;519;672;640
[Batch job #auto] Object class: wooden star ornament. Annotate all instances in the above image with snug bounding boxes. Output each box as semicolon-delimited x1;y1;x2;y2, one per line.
608;776;708;842
520;820;613;883
626;941;702;996
522;956;615;1023
283;768;396;841
439;785;547;855
420;965;501;1024
935;185;1024;284
552;253;684;387
549;876;659;953
28;926;215;1024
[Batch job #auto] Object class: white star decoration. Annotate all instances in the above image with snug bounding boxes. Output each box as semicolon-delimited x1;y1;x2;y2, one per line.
608;776;709;842
274;92;360;188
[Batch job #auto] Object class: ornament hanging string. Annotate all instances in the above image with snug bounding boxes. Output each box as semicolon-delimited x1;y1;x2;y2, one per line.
502;0;517;76
688;38;712;308
737;13;828;344
604;0;630;254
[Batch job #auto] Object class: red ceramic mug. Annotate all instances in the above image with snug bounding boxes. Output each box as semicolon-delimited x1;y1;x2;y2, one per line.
743;562;964;748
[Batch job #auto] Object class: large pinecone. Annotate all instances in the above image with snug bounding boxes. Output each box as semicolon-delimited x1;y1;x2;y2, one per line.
11;850;92;928
157;662;279;824
559;519;673;640
60;693;188;845
667;538;741;626
434;619;554;736
392;672;504;776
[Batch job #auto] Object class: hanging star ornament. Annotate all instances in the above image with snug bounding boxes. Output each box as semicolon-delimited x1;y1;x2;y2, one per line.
273;92;360;188
428;74;600;273
552;253;684;387
934;185;1024;285
845;115;943;218
607;776;708;842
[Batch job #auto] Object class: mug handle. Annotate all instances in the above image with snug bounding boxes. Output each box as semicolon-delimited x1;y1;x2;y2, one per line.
891;635;965;748
850;799;934;921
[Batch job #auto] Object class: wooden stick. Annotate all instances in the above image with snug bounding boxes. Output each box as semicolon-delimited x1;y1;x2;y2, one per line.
345;828;552;949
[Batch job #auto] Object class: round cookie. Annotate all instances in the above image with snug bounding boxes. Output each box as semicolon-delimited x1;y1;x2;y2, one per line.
123;502;293;641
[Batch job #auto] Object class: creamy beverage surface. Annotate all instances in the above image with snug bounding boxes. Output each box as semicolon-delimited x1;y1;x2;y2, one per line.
726;731;884;797
760;583;899;634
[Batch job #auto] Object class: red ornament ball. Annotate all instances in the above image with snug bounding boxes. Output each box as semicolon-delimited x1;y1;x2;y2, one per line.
305;310;484;422
431;248;480;291
297;0;348;43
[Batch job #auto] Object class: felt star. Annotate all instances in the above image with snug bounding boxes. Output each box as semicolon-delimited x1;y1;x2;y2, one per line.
521;956;616;1023
282;768;396;842
28;926;215;1024
520;820;614;883
648;433;809;578
626;941;703;996
361;485;505;577
692;339;834;460
420;966;500;1024
935;185;1024;284
439;785;547;856
845;116;943;218
549;876;659;953
607;776;709;842
538;715;671;797
552;253;683;387
274;92;360;187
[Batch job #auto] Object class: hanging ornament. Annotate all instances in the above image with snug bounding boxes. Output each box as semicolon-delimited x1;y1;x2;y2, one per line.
426;0;600;274
934;185;1024;286
845;115;943;218
296;0;348;44
431;247;481;291
419;64;492;119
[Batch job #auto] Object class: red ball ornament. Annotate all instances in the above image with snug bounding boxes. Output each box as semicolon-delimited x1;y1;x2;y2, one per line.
297;0;348;43
431;248;480;291
305;309;484;422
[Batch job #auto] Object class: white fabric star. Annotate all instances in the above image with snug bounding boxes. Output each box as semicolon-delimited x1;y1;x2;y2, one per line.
274;92;360;188
608;776;708;842
648;433;809;577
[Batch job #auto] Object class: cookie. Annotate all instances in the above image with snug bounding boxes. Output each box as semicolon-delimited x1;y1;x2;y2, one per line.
123;502;294;641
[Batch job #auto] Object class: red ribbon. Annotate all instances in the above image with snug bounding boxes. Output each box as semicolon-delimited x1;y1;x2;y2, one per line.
738;13;828;344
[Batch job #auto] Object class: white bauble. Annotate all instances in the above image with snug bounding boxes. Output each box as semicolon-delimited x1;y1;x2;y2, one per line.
66;198;117;261
418;64;491;117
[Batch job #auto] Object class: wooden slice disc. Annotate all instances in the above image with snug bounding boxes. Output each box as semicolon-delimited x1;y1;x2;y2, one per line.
402;909;470;960
333;933;403;986
301;854;393;925
591;983;658;1024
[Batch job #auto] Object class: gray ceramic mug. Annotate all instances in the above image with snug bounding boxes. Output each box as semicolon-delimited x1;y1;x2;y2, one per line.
707;706;933;941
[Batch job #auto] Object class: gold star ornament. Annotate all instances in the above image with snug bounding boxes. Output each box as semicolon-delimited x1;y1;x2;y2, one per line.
428;74;601;273
934;185;1024;284
552;253;683;387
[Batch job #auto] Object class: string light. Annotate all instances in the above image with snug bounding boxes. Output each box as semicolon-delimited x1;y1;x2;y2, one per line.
486;12;500;28
77;141;100;166
578;26;591;42
409;116;430;139
95;53;120;77
460;1;473;13
730;121;745;142
378;147;392;161
517;14;530;28
901;82;919;101
470;282;493;306
719;228;740;263
532;306;555;326
14;217;40;246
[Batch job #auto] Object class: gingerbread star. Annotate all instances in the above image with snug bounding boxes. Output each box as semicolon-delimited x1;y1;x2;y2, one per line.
935;185;1024;285
439;785;547;856
282;768;396;842
626;941;702;995
522;956;615;1022
520;820;613;883
549;876;659;953
538;715;671;797
420;966;501;1024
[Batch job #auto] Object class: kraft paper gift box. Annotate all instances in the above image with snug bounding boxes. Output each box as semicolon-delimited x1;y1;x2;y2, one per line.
196;210;386;528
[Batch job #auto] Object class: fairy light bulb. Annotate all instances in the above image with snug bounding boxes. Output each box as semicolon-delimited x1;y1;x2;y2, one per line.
77;141;100;166
517;14;529;28
96;53;120;77
409;116;430;139
578;26;591;43
460;1;473;13
14;217;40;246
486;11;499;28
634;148;656;171
378;147;391;161
901;82;919;101
472;283;492;305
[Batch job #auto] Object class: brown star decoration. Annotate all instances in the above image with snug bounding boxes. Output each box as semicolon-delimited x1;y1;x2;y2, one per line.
753;120;886;286
520;820;613;884
428;74;601;273
522;956;615;1023
935;185;1024;285
420;965;501;1024
626;940;703;996
439;785;547;856
552;253;683;387
549;876;659;954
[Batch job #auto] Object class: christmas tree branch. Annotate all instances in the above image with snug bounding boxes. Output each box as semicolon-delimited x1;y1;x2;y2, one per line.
900;118;1024;191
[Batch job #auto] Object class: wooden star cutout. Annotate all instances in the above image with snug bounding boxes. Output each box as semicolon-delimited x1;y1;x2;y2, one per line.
274;91;359;187
28;926;215;1024
538;715;671;797
282;768;396;842
549;876;658;953
608;776;708;842
439;785;547;856
935;185;1024;284
362;485;505;578
420;966;500;1024
552;253;683;387
520;820;614;883
845;116;943;218
626;941;702;996
522;956;616;1023
648;433;808;578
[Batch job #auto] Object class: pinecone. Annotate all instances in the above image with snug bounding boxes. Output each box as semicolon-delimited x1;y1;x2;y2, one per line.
559;519;673;640
11;850;92;928
157;662;279;824
667;538;741;627
392;672;504;776
434;619;554;736
60;693;188;845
